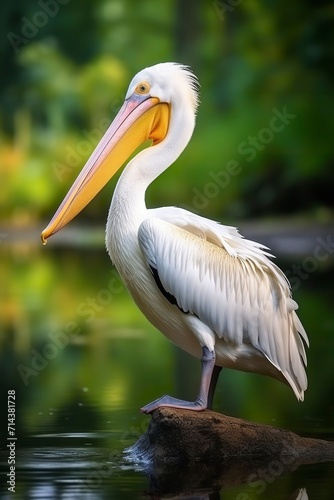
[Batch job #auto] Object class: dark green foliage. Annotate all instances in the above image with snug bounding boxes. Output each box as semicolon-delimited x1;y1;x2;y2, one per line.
1;0;333;222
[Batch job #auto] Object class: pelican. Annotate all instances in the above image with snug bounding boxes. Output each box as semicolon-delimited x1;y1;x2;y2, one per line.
42;63;309;413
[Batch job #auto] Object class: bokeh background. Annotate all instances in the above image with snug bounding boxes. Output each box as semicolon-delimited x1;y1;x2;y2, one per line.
1;1;334;496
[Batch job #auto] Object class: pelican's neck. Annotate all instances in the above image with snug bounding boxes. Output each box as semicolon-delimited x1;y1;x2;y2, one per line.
109;101;196;227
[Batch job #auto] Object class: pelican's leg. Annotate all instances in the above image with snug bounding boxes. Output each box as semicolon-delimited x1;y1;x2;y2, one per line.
140;346;215;414
207;365;222;410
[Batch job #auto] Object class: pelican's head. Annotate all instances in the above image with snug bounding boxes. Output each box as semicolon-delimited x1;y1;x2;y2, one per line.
125;63;199;114
41;63;199;243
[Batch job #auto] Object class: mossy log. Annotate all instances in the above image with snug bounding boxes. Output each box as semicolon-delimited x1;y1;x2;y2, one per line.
126;408;334;496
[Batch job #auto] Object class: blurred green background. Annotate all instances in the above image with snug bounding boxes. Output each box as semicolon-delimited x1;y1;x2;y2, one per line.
1;0;334;449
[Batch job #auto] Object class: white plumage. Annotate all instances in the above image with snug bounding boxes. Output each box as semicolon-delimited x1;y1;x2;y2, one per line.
138;208;308;400
42;62;309;411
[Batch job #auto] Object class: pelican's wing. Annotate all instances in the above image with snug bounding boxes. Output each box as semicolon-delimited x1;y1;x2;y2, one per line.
149;206;275;260
139;207;308;399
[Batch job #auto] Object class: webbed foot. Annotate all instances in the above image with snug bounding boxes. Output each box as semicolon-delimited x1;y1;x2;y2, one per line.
140;395;206;414
141;346;221;413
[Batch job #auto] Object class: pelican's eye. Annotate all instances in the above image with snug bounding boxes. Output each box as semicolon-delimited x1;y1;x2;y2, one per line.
135;81;150;95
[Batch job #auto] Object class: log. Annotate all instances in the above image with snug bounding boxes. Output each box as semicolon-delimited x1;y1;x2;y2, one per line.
130;407;334;463
126;408;334;496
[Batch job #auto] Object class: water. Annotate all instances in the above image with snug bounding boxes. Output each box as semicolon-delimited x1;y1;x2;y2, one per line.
1;398;333;498
1;393;334;499
1;239;334;498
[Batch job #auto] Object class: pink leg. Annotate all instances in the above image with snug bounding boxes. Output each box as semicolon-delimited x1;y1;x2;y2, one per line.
140;347;216;414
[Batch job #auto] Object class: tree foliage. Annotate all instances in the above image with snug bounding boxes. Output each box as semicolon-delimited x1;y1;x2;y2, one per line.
1;0;333;223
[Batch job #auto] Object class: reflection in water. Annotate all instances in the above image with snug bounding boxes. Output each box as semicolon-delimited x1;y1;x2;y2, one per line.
295;488;308;499
16;441;119;499
0;431;140;499
0;428;319;500
1;246;334;498
1;394;332;499
126;436;317;499
1;425;327;500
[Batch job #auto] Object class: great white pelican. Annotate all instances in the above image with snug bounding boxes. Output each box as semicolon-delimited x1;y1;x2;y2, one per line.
42;63;309;413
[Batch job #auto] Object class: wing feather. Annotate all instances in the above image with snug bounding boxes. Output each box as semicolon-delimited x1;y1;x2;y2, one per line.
139;207;308;398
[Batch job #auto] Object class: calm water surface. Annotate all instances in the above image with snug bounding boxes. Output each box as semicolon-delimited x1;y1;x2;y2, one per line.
1;243;333;498
0;391;333;499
